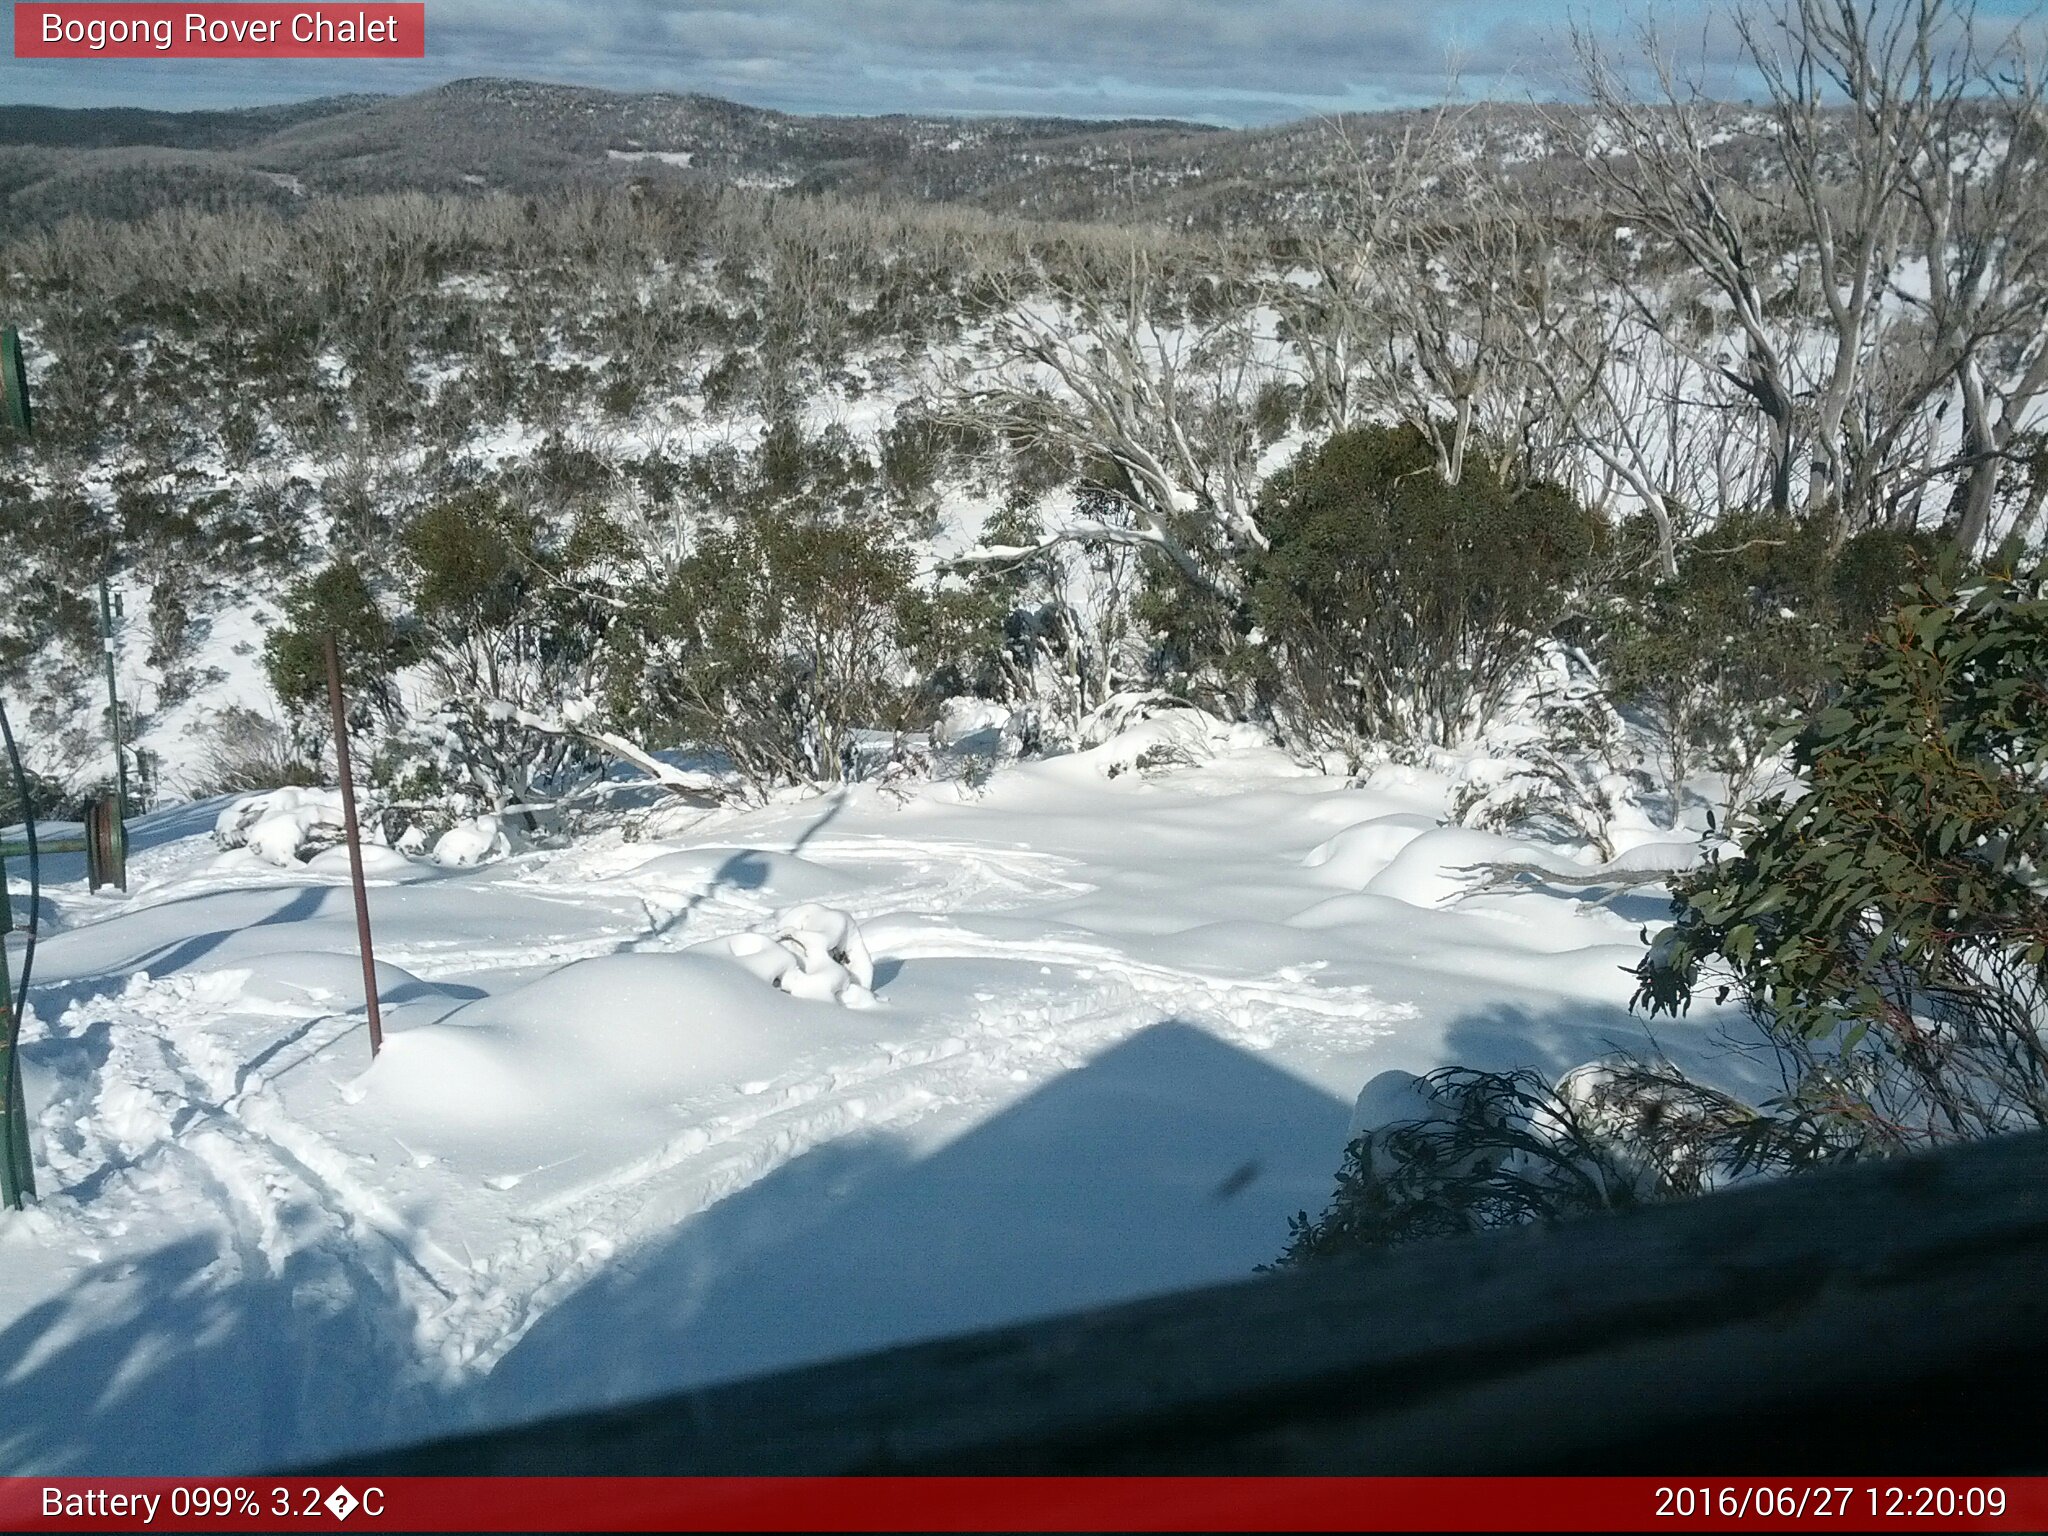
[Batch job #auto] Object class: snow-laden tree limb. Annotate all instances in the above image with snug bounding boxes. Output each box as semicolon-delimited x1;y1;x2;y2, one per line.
939;245;1276;593
502;705;729;804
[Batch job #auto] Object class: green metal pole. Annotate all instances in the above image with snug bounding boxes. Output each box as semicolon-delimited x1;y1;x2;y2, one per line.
0;869;32;1210
99;580;128;816
2;325;36;1205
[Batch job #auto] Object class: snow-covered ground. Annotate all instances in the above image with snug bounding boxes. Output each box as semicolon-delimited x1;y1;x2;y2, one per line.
0;721;1752;1474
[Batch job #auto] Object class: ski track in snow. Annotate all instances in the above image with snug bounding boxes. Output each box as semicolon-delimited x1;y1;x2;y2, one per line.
3;749;1677;1472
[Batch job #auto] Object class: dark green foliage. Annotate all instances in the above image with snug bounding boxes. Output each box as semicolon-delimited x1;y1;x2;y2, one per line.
1600;511;1840;816
1598;515;1935;819
1247;423;1604;748
262;558;401;715
0;489;104;672
404;490;540;643
1280;1069;1645;1260
1829;526;1942;640
1637;556;2048;1147
618;513;915;788
0;761;71;827
897;581;1012;707
611;424;921;789
879;410;948;518
390;488;626;810
1250;380;1299;446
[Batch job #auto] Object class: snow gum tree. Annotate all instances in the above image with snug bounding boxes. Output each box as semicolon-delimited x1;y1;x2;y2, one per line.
1638;554;2048;1147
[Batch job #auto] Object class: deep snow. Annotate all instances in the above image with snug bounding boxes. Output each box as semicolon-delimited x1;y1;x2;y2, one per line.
0;723;1756;1474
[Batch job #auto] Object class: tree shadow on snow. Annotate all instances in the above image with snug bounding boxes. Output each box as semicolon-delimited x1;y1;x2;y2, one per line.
0;1223;444;1476
128;884;332;979
645;791;849;946
1437;1000;1783;1106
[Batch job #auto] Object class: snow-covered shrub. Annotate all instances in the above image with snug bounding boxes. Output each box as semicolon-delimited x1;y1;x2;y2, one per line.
1594;513;1917;825
430;813;509;868
1280;1067;1652;1259
262;557;405;729
609;424;927;792
263;488;625;824
964;493;1150;746
708;903;878;1007
397;490;621;814
212;786;350;866
1451;653;1646;859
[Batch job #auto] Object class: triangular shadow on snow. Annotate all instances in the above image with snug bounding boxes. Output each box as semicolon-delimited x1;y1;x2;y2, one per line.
0;1019;1350;1473
470;1019;1349;1428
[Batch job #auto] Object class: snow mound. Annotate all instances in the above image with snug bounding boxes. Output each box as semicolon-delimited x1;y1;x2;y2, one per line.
1346;1067;1450;1140
360;950;876;1142
1344;1063;1664;1209
432;814;509;868
1069;704;1265;777
933;696;1013;755
231;950;451;1012
307;844;413;877
1302;813;1437;885
212;787;348;867
1360;825;1531;909
700;903;878;1008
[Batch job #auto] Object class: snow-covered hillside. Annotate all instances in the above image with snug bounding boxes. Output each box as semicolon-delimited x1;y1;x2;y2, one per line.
0;719;1744;1474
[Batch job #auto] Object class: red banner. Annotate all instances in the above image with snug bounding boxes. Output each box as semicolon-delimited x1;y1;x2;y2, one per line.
0;1478;2043;1532
13;4;424;58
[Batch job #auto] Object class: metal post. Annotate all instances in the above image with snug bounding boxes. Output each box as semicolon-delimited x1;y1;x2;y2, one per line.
0;941;31;1211
323;633;384;1059
99;580;128;816
2;326;36;1206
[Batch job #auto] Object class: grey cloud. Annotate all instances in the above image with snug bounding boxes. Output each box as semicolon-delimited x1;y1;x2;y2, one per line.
2;0;1710;121
404;0;1560;115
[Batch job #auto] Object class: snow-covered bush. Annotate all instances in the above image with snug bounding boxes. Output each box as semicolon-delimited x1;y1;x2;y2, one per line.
397;490;620;813
947;492;1150;748
190;706;321;797
1451;653;1647;858
212;786;350;866
262;489;623;826
430;813;509;868
706;903;878;1007
262;558;405;729
1083;701;1258;779
1595;511;1872;825
608;424;928;793
1280;1067;1653;1259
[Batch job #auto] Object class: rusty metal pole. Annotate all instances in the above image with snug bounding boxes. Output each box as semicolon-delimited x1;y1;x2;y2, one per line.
323;633;384;1058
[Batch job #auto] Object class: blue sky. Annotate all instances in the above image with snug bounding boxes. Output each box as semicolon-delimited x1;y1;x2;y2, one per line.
3;0;2043;124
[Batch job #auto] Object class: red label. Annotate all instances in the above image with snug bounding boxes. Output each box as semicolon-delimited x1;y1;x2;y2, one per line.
14;4;424;57
1;1478;2046;1533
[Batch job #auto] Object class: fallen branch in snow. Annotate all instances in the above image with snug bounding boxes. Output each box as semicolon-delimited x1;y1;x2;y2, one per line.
1456;860;1683;902
505;708;729;805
